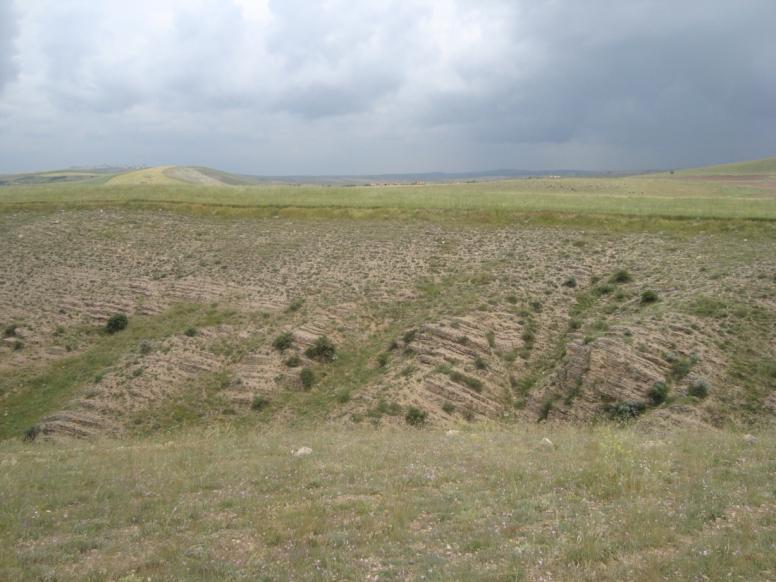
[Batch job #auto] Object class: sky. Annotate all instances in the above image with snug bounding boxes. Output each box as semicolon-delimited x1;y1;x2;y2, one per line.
0;0;775;175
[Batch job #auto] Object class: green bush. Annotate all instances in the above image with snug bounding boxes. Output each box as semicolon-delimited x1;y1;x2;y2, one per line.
105;313;128;334
610;270;633;284
184;326;198;337
474;355;487;370
272;332;294;352
562;277;577;288
442;401;455;414
251;395;270;411
284;355;301;368
377;352;390;368
641;290;659;304
405;406;427;427
286;298;304;313
402;329;417;344
305;336;336;362
648;381;669;405
300;367;315;389
3;324;17;338
606;400;646;421
688;379;709;399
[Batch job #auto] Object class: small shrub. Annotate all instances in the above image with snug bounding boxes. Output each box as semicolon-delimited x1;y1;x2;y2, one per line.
105;313;128;334
405;406;427;427
538;399;553;422
54;325;65;336
184;326;198;337
442;401;455;414
336;389;351;404
641;290;659;304
305;336;336;362
607;400;646;421
688;379;709;399
3;324;17;337
251;395;270;411
506;294;518;304
284;355;301;368
377;352;389;368
474;355;487;370
13;340;24;351
485;330;496;348
139;340;153;355
670;357;695;380
402;329;417;344
463;409;475;422
286;298;304;313
593;284;615;296
300;367;315;389
23;425;40;442
272;332;294;352
457;335;469;345
610;270;633;284
648;381;669;405
562;277;577;288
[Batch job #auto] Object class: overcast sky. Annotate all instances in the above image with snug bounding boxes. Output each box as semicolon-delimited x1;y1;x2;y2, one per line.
1;0;775;174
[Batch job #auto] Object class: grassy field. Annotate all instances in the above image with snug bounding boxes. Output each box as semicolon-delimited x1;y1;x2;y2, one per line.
2;173;776;221
1;425;773;580
1;162;775;580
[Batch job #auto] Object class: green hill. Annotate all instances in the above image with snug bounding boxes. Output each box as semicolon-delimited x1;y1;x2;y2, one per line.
675;156;776;176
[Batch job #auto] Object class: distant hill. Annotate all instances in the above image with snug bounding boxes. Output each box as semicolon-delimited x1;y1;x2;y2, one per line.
673;156;776;176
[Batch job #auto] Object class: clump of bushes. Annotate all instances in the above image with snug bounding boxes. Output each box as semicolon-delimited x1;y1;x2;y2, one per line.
272;332;294;352
606;400;646;421
300;367;315;389
251;395;270;411
305;336;336;362
284;355;301;368
610;270;633;284
688;379;710;399
562;277;577;288
641;290;659;304
648;381;669;405
105;313;128;334
405;406;427;427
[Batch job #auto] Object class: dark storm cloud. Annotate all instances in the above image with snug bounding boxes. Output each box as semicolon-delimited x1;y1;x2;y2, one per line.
0;0;18;92
0;0;774;173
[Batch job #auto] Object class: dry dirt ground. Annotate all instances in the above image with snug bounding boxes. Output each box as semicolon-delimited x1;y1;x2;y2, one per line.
1;209;774;439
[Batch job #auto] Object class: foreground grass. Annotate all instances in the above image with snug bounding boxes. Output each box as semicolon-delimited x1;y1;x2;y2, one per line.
0;426;773;581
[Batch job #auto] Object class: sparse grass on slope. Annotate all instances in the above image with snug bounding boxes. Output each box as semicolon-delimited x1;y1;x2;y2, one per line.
0;304;238;440
0;426;773;580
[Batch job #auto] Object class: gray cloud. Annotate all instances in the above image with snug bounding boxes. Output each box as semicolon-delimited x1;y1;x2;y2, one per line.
0;0;18;92
0;0;775;173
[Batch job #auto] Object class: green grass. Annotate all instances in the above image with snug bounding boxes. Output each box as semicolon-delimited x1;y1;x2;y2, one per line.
2;174;776;221
0;425;772;580
0;304;238;440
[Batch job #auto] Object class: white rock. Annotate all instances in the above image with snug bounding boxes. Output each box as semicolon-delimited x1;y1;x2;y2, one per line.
540;437;554;448
445;430;460;437
743;434;757;444
292;446;313;457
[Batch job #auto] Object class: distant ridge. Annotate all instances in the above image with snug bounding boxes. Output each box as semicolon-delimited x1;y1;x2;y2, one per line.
673;156;776;176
